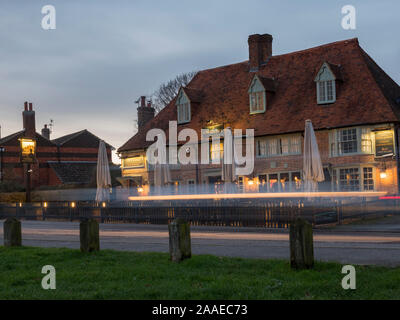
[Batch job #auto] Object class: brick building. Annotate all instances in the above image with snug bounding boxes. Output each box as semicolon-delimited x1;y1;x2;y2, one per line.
0;102;113;188
118;34;400;195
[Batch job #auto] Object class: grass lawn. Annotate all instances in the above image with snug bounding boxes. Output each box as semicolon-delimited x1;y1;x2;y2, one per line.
0;246;399;299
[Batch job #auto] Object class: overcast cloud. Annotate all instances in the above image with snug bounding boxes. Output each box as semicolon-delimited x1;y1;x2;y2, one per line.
0;0;399;163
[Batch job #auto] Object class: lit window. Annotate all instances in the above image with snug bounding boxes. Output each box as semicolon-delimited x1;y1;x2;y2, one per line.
210;142;223;162
363;167;374;191
361;128;372;153
339;168;360;191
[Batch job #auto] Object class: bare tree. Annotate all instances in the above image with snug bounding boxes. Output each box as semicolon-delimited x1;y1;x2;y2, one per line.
152;71;197;113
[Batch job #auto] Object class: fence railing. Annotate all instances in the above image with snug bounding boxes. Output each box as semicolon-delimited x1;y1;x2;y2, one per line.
1;196;398;228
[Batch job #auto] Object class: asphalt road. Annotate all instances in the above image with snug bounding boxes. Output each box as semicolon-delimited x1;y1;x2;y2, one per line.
1;220;400;266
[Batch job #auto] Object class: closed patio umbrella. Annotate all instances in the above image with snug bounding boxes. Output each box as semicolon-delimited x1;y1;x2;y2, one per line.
303;120;324;192
95;140;112;202
222;127;237;193
153;135;171;194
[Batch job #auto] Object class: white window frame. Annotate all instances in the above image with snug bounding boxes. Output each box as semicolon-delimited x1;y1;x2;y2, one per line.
315;63;336;104
329;126;374;157
176;90;191;124
248;75;266;114
331;166;375;191
256;134;302;158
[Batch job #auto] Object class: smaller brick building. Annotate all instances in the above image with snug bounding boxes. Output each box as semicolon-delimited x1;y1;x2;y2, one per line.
0;102;113;188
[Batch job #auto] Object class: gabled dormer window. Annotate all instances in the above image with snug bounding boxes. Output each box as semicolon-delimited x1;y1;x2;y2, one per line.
315;62;337;104
176;89;191;124
248;75;266;114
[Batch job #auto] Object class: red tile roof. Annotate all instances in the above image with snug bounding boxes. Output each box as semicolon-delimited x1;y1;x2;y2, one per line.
118;38;400;152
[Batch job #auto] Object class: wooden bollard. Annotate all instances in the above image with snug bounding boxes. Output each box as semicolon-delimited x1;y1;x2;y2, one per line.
289;218;314;269
168;218;191;262
4;217;22;247
80;218;100;252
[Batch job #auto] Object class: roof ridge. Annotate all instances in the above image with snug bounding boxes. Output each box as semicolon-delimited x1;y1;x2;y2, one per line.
272;38;359;58
0;130;24;145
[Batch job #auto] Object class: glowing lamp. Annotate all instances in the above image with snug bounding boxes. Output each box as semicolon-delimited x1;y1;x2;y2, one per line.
137;187;144;193
71;202;76;208
380;172;387;179
43;202;48;208
247;179;254;186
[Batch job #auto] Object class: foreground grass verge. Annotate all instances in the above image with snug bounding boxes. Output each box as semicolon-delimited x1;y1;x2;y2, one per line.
0;246;399;299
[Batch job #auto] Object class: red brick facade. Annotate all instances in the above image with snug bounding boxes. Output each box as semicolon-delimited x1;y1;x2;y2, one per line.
0;103;113;188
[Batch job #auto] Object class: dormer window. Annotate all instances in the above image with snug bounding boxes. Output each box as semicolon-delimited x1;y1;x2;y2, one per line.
315;62;339;104
176;89;191;124
248;75;269;114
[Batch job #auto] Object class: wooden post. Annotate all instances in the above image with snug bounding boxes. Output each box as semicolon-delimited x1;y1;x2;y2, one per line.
168;218;191;262
4;217;22;247
80;218;100;252
289;217;314;269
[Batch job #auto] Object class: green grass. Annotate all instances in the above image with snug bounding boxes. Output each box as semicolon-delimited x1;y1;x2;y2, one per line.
0;246;399;299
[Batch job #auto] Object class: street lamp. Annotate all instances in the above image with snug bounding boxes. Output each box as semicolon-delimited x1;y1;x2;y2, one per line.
19;138;36;202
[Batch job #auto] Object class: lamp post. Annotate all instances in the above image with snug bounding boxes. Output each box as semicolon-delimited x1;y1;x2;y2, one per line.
0;146;4;182
19;138;36;203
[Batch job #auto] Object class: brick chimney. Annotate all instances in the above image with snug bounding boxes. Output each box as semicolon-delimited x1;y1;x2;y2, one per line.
248;33;273;71
41;124;50;140
137;96;155;131
22;101;36;138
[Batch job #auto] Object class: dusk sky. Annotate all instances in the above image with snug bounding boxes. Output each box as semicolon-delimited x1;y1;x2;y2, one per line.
0;0;399;163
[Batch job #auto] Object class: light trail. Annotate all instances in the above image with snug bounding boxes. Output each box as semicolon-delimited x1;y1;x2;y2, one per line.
128;191;387;201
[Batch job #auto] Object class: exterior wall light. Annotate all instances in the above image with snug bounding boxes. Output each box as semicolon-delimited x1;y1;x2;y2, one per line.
380;172;387;179
102;202;106;208
71;202;76;208
137;187;144;193
43;202;48;208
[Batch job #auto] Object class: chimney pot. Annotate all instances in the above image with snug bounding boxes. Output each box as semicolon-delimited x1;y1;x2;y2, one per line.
28;102;33;111
248;33;273;71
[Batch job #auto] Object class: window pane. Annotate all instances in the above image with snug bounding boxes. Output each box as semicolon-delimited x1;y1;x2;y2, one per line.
281;137;289;154
319;81;326;101
339;128;357;154
257;139;267;156
361;128;372;153
326;80;333;100
363;167;374;191
267;139;278;156
289;135;301;154
339;168;360;191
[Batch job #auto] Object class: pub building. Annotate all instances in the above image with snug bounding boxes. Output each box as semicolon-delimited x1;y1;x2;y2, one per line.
0;102;113;188
118;34;400;195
